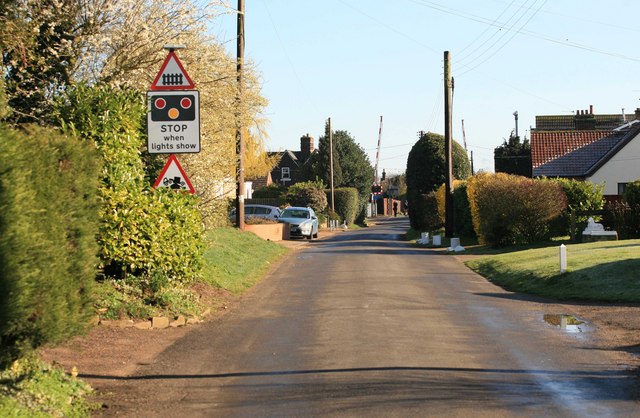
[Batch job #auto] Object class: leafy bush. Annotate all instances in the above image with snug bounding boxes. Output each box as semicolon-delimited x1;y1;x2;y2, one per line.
467;173;566;246
56;84;204;308
0;356;94;416
252;184;287;199
413;192;442;232
435;181;476;238
287;181;328;212
603;201;640;239
623;180;640;206
0;125;100;368
332;188;359;225
99;188;204;284
547;178;604;236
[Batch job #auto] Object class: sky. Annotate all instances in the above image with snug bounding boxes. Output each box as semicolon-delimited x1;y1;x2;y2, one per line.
210;0;640;176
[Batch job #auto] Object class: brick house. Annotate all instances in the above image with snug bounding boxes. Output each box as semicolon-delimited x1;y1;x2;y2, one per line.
269;134;317;187
531;107;640;199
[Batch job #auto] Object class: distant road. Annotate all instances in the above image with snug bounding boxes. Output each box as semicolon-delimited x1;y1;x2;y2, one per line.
97;218;639;417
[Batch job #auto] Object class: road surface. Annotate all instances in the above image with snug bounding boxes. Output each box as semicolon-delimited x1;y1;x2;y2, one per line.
95;218;639;417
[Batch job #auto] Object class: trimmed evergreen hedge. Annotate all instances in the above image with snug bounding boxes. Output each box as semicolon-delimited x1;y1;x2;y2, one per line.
435;181;476;238
413;192;441;232
467;173;566;246
0;125;100;368
331;188;359;225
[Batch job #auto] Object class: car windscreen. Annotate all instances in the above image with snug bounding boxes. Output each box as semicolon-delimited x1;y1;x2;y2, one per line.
280;209;310;219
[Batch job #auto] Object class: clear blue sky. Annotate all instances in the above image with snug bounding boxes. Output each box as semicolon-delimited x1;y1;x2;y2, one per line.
211;0;640;175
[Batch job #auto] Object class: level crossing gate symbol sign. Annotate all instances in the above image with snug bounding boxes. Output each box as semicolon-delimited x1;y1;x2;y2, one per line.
150;51;195;90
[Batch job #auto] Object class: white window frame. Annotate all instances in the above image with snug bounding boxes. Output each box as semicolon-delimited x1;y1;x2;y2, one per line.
281;167;291;180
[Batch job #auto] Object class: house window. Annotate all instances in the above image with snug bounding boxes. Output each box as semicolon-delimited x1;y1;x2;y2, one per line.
618;183;628;195
281;167;290;180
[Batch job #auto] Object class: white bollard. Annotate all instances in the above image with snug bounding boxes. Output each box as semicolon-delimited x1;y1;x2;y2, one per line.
450;237;460;248
433;235;441;246
559;244;567;273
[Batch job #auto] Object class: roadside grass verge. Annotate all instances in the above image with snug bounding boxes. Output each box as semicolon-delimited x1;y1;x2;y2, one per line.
0;356;94;417
465;239;640;302
202;227;289;294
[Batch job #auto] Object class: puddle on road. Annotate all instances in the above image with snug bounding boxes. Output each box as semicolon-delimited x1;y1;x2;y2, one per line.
297;255;313;260
543;314;586;333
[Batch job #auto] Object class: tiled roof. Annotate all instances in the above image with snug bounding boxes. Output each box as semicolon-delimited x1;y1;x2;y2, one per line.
531;130;613;168
533;123;640;177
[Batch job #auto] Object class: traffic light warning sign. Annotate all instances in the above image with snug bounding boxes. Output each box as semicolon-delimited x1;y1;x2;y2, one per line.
147;90;200;154
150;94;196;122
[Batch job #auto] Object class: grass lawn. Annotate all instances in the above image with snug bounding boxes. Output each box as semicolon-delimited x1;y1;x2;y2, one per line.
465;239;640;302
202;227;289;294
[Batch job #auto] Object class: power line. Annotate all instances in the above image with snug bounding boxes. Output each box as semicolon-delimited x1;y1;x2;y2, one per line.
407;0;640;63
458;0;549;76
456;0;518;59
456;0;534;65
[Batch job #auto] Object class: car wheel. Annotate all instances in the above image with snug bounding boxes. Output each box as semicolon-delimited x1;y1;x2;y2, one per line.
313;229;318;238
307;233;313;240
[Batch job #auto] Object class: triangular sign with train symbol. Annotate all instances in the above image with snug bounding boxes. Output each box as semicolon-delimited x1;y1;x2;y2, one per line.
150;50;195;90
153;154;195;194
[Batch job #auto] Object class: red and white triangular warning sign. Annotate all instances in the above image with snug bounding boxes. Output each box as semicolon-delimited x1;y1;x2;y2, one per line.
150;51;195;90
153;155;195;193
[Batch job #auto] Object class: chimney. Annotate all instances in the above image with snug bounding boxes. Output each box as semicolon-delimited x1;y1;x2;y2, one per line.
300;134;314;162
574;106;596;130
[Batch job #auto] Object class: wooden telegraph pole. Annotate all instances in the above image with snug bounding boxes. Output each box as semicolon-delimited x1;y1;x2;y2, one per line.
235;0;246;229
328;117;335;212
444;51;455;238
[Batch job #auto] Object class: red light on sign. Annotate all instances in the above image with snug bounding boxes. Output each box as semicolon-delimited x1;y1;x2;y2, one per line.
180;97;192;109
155;98;166;109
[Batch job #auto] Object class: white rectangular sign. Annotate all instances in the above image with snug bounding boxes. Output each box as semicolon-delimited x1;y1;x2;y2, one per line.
147;90;200;154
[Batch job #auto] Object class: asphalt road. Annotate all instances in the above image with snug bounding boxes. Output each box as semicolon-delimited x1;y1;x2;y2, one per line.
97;218;639;417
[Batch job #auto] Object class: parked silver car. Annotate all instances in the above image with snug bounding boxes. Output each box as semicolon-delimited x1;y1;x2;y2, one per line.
278;207;319;239
229;204;281;222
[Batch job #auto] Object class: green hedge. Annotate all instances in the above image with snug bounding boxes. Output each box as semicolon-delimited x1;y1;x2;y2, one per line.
603;201;640;239
467;173;566;246
435;181;475;238
413;192;442;232
547;178;604;236
331;188;359;225
623;180;640;206
287;181;328;213
57;84;204;287
0;125;100;368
